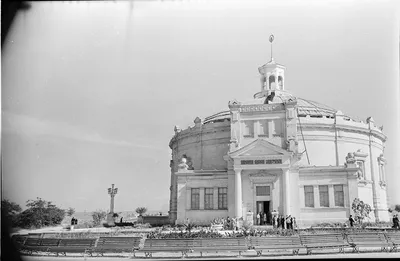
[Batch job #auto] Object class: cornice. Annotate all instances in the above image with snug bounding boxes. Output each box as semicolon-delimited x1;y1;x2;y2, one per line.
297;123;386;142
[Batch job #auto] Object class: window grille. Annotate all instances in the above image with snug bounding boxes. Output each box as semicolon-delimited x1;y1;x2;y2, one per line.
191;188;200;210
334;185;344;207
319;185;329;207
204;188;214;209
304;186;314;207
218;187;227;209
256;186;270;196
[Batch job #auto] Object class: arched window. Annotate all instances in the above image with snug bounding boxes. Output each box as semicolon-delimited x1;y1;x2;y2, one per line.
278;76;283;89
261;76;267;90
268;75;276;89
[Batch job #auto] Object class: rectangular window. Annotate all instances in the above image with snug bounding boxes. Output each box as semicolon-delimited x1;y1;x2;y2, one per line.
272;119;283;137
204;188;214;210
256;186;270;196
218;187;228;209
304;186;314;207
334;185;344;207
191;188;200;210
243;121;254;137
259;120;269;137
319;185;329;207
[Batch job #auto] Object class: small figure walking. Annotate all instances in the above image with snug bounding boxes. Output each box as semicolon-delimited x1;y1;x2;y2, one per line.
349;215;355;227
256;213;260;225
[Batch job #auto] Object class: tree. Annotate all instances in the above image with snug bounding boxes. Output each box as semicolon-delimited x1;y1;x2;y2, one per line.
135;207;147;216
92;209;107;226
17;197;65;228
351;198;372;224
66;207;75;217
1;199;22;227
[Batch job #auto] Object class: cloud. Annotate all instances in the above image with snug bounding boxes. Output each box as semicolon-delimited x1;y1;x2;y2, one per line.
2;111;165;151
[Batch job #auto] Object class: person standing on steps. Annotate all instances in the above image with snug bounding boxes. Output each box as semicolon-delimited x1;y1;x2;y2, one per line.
349;215;355;227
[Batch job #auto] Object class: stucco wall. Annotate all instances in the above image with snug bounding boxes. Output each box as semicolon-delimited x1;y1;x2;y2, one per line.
176;173;229;225
298;171;352;226
169;100;389;225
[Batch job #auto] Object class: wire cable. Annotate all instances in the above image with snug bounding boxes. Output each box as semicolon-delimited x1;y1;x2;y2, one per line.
297;108;310;165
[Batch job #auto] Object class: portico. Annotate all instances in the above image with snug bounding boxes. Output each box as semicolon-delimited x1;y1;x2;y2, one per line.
226;139;296;224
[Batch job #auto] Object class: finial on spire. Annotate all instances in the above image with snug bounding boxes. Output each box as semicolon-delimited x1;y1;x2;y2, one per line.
269;34;274;61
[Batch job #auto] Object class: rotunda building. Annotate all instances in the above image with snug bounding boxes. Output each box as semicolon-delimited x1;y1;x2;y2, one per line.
168;56;389;227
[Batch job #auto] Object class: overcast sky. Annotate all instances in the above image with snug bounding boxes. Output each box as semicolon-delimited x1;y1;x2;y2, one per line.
2;0;400;213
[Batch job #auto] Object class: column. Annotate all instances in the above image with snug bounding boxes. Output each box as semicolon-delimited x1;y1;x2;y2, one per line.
282;169;291;215
110;196;115;213
235;169;243;218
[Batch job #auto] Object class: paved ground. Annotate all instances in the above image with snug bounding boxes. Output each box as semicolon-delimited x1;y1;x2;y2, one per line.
20;250;400;261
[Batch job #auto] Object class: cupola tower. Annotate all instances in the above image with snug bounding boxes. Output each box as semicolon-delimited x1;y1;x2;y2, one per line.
255;35;287;99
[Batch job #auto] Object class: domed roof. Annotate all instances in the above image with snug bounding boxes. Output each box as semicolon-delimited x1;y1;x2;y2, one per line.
203;111;230;124
202;94;355;123
296;98;337;118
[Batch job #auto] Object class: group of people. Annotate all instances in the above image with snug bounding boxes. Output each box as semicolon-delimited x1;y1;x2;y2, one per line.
349;214;400;229
272;214;296;229
255;210;296;229
70;217;78;226
211;217;238;230
256;212;269;225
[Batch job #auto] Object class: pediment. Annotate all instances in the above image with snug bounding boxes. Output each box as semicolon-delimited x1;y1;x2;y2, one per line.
229;139;290;158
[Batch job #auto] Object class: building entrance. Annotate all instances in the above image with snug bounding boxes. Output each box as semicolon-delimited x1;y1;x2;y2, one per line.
256;201;271;225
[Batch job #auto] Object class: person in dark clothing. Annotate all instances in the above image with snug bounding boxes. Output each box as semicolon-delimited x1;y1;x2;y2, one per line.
120;217;123;223
393;214;399;229
280;215;285;229
349;215;355;227
71;217;75;226
264;92;275;104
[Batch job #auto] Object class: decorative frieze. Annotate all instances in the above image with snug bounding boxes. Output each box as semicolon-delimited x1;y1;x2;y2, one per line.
249;172;278;185
239;104;284;113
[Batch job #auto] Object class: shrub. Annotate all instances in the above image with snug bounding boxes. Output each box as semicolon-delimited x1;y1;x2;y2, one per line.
92;210;107;227
135;207;147;216
352;198;372;224
1;199;22;227
16;198;65;228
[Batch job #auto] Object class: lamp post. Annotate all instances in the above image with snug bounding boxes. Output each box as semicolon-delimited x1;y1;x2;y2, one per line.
108;184;118;214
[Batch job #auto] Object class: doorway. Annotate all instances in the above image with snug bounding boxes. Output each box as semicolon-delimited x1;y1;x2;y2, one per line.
256;201;271;225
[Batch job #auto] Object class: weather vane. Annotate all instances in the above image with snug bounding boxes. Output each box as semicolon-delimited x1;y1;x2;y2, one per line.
269;34;274;61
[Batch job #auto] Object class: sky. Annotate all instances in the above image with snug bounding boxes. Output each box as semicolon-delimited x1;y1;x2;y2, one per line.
2;0;400;213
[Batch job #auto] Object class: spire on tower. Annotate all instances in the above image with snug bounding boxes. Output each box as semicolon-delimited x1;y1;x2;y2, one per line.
269;34;274;61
